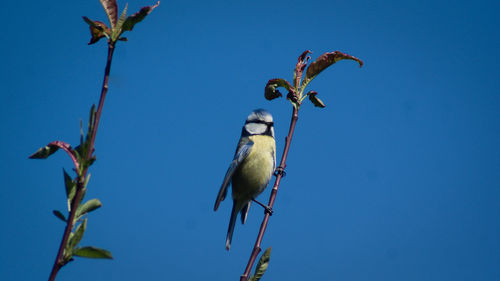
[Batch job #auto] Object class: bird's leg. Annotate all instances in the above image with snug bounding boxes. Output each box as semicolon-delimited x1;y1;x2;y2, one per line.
274;166;286;177
252;199;274;215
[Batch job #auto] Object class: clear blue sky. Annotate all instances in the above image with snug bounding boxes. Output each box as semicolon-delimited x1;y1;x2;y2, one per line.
1;0;499;280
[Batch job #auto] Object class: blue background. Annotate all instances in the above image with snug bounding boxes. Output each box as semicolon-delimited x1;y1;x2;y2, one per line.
1;0;499;280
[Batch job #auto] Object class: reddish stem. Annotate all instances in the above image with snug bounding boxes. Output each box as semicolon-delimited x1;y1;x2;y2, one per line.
47;42;115;281
47;141;80;171
240;106;299;281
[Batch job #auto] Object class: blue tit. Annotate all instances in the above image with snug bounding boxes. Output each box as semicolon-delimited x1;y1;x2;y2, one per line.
214;109;276;250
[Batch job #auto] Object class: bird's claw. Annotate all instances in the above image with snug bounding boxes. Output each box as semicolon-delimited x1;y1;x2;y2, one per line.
274;166;286;177
264;205;274;215
252;199;274;215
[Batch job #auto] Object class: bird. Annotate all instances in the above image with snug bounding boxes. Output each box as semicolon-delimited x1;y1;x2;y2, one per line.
214;109;276;250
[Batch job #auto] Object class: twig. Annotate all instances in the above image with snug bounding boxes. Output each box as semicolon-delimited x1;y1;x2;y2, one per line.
47;42;116;281
46;141;80;171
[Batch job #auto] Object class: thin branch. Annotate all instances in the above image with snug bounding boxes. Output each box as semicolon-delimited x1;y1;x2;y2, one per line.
49;141;80;171
90;42;115;150
47;42;116;281
240;106;299;281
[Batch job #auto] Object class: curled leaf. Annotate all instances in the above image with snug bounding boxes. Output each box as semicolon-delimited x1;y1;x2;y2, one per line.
99;0;118;28
122;1;160;32
73;246;113;259
265;78;292;100
83;17;110;45
29;141;79;170
249;247;271;281
294;50;312;87
297;50;312;72
308;91;326;108
303;51;363;87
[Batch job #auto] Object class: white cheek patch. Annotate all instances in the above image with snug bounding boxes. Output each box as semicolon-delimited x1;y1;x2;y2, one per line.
245;123;267;135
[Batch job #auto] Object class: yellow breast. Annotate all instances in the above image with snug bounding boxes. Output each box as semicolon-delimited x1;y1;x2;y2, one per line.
232;135;276;201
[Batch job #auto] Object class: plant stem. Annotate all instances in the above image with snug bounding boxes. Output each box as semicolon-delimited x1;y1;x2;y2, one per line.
47;42;116;281
240;106;299;281
90;42;115;148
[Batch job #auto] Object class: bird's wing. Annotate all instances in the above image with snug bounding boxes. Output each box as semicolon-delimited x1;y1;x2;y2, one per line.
214;140;254;211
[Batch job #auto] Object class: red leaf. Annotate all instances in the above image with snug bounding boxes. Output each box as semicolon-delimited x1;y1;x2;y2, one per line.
304;51;363;85
293;50;312;87
82;17;110;45
122;1;160;32
99;0;118;28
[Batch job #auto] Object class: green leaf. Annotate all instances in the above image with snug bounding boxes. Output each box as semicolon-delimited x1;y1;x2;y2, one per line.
75;199;102;220
74;145;94;171
80;187;87;205
86;156;97;169
87;105;96;140
79;119;84;146
73;246;113;259
99;0;118;28
307;91;326;108
68;218;87;251
53;210;66;222
265;78;292;100
83;173;91;189
117;4;128;28
63;232;75;262
77;104;96;157
29;145;59;159
303;51;363;88
111;3;128;41
112;3;129;41
75;105;97;171
82;17;110;45
63;169;76;211
249;247;272;281
122;1;160;32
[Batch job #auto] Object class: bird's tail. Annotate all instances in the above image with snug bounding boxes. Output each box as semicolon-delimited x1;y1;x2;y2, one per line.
225;200;239;251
